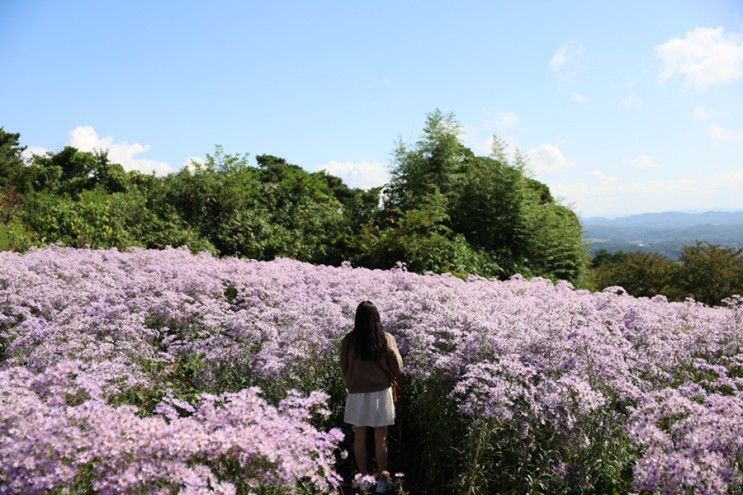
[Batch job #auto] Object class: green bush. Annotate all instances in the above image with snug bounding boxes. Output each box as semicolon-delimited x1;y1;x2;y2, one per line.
0;217;34;251
585;243;743;305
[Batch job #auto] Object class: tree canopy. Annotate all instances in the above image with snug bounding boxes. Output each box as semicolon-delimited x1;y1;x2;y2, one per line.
1;113;590;285
376;110;588;281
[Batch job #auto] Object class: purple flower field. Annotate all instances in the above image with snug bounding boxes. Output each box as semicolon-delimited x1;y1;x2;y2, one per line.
1;246;741;494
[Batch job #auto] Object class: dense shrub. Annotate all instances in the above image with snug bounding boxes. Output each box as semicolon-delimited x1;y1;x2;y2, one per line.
587;244;743;305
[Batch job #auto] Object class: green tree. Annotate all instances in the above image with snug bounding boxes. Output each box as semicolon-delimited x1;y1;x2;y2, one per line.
21;147;129;197
381;110;587;282
449;155;525;258
249;154;345;262
1;122;589;284
309;172;383;264
162;150;346;263
383;109;471;213
520;200;589;282
161;149;238;238
0;128;26;191
591;249;628;267
677;242;743;305
587;251;680;298
357;191;501;277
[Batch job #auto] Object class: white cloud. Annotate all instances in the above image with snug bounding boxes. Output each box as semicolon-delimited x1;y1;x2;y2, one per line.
488;108;519;128
526;144;574;174
460;108;520;156
550;40;584;76
460;130;496;156
693;105;710;120
622;94;643;109
655;26;743;89
181;156;204;173
590;170;615;181
472;107;520;133
555;176;699;198
67;126;174;175
552;170;743;216
315;160;390;190
571;92;586;103
20;146;50;162
630;155;658;169
710;169;743;187
708;124;743;143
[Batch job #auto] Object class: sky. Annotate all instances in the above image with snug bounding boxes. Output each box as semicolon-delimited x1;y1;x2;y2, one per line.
1;1;742;218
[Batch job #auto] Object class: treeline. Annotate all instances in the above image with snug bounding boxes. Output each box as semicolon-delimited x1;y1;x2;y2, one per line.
0;111;588;283
585;245;743;306
3;113;742;305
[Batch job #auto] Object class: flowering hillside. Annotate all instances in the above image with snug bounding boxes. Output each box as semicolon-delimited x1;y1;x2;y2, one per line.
1;246;741;494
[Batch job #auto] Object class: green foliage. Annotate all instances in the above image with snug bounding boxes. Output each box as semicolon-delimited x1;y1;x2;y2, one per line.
591;249;628;267
522;177;554;204
384;110;471;213
110;354;206;415
382;110;587;283
356;192;502;278
391;372;635;494
161;150;238;237
586;242;743;305
0;184;33;251
158;150;346;263
17;187;213;252
1;117;589;284
676;242;743;305
0;128;27;191
319;180;383;264
586;252;680;298
0;216;34;251
251;154;346;263
450;155;525;256
20;189;137;248
22;147;130;197
520;201;590;283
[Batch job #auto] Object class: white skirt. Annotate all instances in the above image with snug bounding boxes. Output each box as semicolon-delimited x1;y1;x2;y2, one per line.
344;387;395;427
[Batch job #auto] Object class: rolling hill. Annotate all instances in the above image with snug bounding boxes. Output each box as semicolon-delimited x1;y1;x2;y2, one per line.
582;211;743;258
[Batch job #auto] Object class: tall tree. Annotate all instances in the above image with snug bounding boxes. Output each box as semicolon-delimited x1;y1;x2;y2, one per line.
450;155;525;258
0;128;26;191
383;109;472;213
519;200;588;282
381;110;587;282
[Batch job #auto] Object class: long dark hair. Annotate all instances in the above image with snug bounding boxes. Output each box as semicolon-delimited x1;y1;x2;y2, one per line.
351;300;387;361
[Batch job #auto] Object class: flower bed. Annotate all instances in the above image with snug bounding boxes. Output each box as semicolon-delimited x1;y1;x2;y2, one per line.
1;246;741;493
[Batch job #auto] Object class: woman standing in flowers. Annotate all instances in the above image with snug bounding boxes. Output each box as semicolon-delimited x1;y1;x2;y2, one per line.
340;301;403;493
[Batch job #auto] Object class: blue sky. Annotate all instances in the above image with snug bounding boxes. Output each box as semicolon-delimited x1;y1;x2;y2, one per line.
1;1;742;217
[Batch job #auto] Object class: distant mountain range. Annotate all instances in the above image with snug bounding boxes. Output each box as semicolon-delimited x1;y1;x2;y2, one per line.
581;211;743;259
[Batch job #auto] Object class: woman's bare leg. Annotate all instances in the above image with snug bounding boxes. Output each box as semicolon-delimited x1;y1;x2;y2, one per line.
353;426;368;473
374;426;389;474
